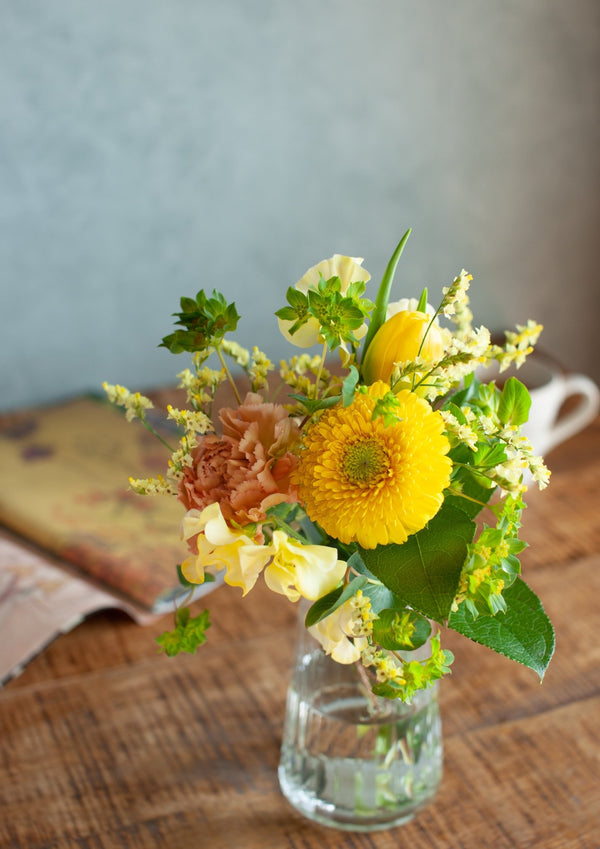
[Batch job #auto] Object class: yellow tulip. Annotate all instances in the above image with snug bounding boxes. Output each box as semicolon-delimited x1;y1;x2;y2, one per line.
362;310;446;385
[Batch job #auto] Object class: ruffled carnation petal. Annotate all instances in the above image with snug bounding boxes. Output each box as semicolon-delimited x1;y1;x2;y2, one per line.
177;393;299;525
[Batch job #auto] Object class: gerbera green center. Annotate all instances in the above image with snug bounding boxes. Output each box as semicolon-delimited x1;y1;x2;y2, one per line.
341;437;390;486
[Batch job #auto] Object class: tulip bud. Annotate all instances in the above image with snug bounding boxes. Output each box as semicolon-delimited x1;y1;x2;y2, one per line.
362;310;445;385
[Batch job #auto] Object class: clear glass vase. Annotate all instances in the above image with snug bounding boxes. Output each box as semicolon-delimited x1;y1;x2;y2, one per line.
278;605;443;832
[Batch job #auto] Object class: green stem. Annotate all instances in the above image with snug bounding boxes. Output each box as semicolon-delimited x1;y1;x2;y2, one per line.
452;461;495;475
215;343;242;405
313;341;328;400
446;486;496;514
396;738;415;766
355;660;382;716
269;513;307;543
348;567;382;586
412;300;445;391
139;416;177;454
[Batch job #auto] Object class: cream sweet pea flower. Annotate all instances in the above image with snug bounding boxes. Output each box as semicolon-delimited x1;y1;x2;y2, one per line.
278;255;371;349
262;530;346;602
309;597;369;664
180;503;271;595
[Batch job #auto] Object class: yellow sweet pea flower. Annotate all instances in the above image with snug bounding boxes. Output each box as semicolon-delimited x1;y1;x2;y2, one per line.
180;503;271;595
263;530;346;602
362;308;446;385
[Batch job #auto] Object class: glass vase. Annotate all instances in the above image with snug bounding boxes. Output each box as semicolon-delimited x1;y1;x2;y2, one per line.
278;605;443;832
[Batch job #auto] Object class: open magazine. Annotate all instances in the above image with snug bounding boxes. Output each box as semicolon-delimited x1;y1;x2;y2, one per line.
0;396;220;683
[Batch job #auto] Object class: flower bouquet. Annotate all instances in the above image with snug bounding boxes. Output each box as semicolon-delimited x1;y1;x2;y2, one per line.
104;230;554;829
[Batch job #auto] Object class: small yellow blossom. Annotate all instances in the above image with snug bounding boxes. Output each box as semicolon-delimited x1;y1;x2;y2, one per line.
248;347;273;391
177;365;224;408
280;355;340;405
529;455;551;489
441;270;472;315
167;434;199;481
489;320;544;372
128;475;176;496
361;646;406;685
347;590;377;637
102;382;153;422
166;405;213;435
440;410;478;451
220;339;251;368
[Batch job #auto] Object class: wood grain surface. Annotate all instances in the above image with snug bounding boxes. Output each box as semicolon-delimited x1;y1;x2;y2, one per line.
2;417;599;849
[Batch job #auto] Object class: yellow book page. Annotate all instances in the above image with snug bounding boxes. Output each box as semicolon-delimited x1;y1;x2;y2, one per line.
0;397;189;610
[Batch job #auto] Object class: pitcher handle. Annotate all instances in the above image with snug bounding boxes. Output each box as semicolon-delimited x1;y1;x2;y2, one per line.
546;374;600;453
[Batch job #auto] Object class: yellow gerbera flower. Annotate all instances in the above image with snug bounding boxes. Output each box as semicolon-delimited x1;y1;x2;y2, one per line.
295;383;451;549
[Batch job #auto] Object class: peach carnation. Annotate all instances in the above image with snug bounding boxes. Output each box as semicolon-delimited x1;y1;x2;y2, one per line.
178;393;300;526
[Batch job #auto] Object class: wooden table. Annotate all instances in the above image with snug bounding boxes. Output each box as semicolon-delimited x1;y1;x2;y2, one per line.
2;419;599;849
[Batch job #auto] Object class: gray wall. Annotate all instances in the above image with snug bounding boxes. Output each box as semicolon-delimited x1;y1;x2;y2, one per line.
2;1;599;411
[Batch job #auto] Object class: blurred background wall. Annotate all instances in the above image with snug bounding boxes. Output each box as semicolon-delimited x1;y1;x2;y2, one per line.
1;0;599;411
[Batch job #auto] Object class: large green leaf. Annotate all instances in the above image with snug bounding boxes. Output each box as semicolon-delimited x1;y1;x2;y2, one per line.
448;577;555;680
350;556;407;615
359;503;475;623
498;377;532;427
445;469;495;520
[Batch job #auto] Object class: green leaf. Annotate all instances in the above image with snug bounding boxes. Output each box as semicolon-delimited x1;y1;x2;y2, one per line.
346;280;368;299
160;289;239;353
287;393;342;415
180;296;198;312
287;286;309;309
416;287;429;313
342;366;360;407
305;574;368;628
175;563;215;588
473;442;508;469
359;503;475;622
371;680;404;699
348;555;407;614
498;377;532;427
361;228;412;361
372;608;432;651
298;514;328;545
176;564;195;588
448;578;555;680
156;607;211;657
446;442;496;520
275;306;298;321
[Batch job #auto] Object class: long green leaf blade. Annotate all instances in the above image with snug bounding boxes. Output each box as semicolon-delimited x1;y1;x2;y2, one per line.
361;228;411;361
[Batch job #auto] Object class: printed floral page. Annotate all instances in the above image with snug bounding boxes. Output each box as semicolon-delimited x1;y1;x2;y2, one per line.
0;533;161;684
0;396;215;611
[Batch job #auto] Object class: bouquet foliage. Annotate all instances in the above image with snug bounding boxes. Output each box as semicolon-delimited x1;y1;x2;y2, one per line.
104;231;554;701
